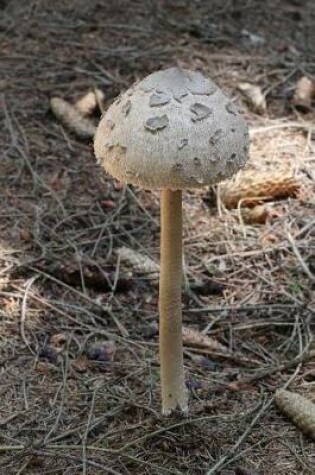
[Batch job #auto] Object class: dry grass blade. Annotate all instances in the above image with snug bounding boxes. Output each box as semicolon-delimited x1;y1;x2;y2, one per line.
182;327;229;354
220;169;300;209
50;97;96;139
74;89;105;116
275;389;315;440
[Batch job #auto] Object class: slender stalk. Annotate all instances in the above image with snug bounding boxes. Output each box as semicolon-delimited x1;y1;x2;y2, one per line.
159;189;188;415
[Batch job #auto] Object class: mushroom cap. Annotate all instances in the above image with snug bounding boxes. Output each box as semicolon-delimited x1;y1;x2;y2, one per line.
94;68;249;189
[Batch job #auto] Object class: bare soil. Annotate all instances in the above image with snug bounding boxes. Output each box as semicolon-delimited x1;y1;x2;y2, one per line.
0;1;314;474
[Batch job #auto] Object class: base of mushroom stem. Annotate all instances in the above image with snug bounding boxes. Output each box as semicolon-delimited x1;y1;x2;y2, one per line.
161;394;189;416
162;406;189;417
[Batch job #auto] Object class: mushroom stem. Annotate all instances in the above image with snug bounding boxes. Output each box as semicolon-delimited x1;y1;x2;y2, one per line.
159;189;188;415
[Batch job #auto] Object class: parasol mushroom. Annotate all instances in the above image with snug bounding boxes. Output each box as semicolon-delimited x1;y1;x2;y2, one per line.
94;67;249;415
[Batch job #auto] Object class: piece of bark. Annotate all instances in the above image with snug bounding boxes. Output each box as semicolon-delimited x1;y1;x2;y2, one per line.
50;97;96;139
220;170;300;209
275;389;315;440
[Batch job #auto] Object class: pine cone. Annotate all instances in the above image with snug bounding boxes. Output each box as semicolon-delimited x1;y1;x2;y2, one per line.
275;389;315;440
220;170;300;209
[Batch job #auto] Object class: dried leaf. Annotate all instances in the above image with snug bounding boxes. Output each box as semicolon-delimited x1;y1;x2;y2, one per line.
50;97;96;139
220;169;300;209
237;82;266;114
118;246;159;280
74;89;105;116
292;76;314;113
182;327;229;354
275;389;315;440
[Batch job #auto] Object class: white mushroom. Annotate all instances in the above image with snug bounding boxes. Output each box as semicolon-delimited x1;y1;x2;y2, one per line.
94;67;249;415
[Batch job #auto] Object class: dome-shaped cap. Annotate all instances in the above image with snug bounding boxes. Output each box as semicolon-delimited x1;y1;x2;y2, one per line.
94;68;249;189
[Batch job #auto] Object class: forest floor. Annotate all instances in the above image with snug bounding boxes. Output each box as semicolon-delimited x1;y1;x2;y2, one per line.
0;1;314;474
